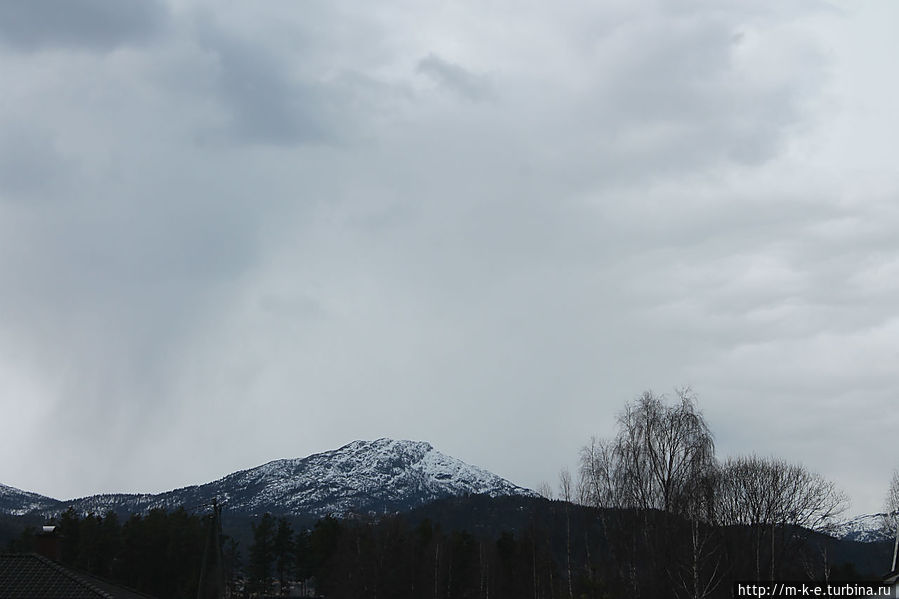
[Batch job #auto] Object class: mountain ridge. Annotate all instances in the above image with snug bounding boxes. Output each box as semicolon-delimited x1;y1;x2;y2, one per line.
0;438;536;519
9;440;887;545
830;512;894;543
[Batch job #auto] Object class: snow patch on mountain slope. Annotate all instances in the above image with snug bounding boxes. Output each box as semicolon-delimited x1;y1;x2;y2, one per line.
0;439;536;519
202;438;537;516
831;513;894;543
0;482;61;515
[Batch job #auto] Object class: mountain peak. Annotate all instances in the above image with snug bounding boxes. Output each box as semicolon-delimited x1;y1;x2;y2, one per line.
221;437;536;517
332;438;435;464
181;438;537;517
341;438;433;450
0;438;535;520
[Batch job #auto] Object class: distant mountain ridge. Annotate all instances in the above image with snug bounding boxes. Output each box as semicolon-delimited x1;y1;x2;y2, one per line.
0;438;537;519
0;483;61;516
830;513;894;543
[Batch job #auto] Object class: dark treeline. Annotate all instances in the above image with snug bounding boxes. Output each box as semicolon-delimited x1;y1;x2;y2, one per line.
243;508;590;598
7;506;240;599
238;498;889;599
7;497;888;599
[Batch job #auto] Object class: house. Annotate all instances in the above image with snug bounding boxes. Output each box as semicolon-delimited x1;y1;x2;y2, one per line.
0;526;156;599
0;553;157;599
882;569;898;598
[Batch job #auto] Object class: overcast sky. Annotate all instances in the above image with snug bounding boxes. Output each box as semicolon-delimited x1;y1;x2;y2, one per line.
1;0;897;517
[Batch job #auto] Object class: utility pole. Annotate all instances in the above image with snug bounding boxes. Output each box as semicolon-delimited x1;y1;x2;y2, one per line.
197;498;225;599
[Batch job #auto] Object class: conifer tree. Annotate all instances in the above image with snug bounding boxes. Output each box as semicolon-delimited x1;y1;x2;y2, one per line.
248;512;277;594
274;517;295;594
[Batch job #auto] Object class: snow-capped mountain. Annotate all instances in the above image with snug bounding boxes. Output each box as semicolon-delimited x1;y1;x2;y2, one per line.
830;513;894;543
1;439;537;519
0;483;62;516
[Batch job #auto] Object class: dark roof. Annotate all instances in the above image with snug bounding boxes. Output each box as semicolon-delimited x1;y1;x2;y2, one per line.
0;554;155;599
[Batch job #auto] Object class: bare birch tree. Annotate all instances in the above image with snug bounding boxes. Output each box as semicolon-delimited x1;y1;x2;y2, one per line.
882;469;899;537
716;455;847;531
577;389;719;598
716;455;848;579
577;436;618;509
578;388;716;518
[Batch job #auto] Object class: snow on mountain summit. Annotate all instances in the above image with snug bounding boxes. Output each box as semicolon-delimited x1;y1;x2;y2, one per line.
0;438;537;519
205;438;538;516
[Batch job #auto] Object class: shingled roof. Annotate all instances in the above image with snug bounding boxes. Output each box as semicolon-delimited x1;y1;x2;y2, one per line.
0;553;155;599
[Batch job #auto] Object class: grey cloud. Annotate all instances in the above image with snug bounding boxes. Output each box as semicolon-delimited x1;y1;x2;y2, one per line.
198;26;347;145
0;124;71;198
1;0;895;518
417;54;492;101
0;0;168;51
533;8;829;189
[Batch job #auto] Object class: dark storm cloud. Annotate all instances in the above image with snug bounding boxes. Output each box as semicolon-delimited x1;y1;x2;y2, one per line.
197;25;351;145
0;2;379;493
212;41;328;144
0;0;168;51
